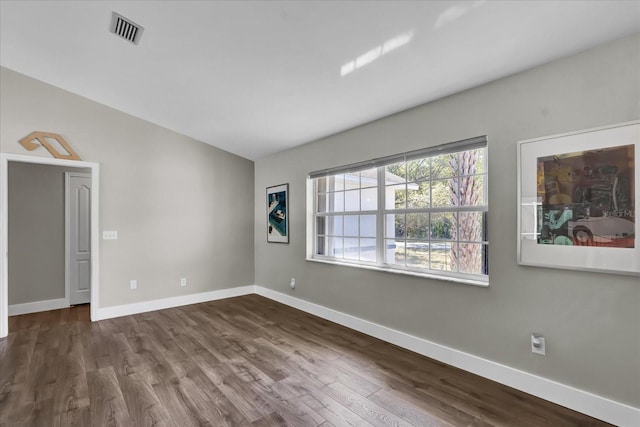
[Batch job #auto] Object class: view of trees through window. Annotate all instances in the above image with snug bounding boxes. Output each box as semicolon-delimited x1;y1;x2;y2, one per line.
314;142;488;281
385;148;486;275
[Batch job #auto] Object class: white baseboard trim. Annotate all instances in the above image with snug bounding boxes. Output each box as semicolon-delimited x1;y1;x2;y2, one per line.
8;298;69;316
94;285;255;321
254;286;640;427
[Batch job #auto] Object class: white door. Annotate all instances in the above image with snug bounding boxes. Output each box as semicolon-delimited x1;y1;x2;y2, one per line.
66;173;91;305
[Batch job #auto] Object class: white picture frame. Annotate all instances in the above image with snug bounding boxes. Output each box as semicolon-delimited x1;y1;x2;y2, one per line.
517;121;639;275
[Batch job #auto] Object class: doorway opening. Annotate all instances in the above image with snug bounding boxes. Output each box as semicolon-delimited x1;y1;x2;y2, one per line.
0;153;100;337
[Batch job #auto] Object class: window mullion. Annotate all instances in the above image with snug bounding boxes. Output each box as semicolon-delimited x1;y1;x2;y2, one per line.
376;167;385;265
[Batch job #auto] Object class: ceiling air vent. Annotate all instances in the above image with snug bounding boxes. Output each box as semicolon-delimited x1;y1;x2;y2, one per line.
109;12;144;45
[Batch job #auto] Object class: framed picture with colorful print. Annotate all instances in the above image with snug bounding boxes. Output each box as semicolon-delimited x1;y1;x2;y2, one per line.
517;121;639;275
267;183;289;243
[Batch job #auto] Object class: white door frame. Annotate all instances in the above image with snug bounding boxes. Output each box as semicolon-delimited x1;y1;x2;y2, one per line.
0;153;100;337
65;172;92;306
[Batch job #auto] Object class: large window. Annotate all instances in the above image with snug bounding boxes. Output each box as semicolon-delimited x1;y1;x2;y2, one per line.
310;136;488;285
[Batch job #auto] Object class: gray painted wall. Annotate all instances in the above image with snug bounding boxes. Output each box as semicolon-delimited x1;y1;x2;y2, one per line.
254;34;640;406
8;163;90;305
1;66;255;308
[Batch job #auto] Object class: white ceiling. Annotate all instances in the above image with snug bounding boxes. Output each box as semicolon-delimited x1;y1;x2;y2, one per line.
1;1;639;160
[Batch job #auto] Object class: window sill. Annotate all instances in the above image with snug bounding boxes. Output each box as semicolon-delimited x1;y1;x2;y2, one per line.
306;257;489;288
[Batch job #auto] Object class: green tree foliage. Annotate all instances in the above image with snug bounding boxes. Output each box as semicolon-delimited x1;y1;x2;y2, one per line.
387;155;458;239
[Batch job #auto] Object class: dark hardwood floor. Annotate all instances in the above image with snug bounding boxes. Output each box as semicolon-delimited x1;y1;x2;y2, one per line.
1;294;609;426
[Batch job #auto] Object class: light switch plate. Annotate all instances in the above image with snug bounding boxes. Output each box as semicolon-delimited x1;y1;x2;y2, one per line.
103;231;118;240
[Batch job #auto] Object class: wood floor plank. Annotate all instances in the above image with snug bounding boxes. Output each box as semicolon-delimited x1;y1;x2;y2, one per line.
207;368;275;422
0;332;16;363
52;371;90;415
152;374;241;427
118;372;174;427
178;321;232;363
222;339;290;382
151;378;203;427
181;309;229;337
270;380;326;426
279;376;372;427
323;380;414;427
107;332;150;378
179;365;250;426
256;324;344;362
31;398;56;426
276;343;382;398
251;411;293;427
99;315;143;339
0;398;54;427
151;348;199;382
0;327;38;391
249;336;337;389
25;325;64;404
351;346;539;426
197;308;263;342
279;320;370;360
7;312;42;333
81;321;112;373
333;352;494;426
0;328;40;423
55;323;87;394
54;406;91;427
164;324;210;357
126;333;178;385
162;307;199;328
2;298;613;427
369;388;456;427
222;356;325;426
134;317;192;363
87;366;132;426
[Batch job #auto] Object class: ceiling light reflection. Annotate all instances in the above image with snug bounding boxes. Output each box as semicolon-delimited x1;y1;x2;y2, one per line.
340;30;414;77
355;46;382;69
382;31;414;54
434;6;468;29
435;0;486;30
340;61;355;76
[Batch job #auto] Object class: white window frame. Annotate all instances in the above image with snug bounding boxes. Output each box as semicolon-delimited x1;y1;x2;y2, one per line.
307;136;489;287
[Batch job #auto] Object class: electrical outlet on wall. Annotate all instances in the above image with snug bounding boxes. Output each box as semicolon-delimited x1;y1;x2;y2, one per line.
130;279;137;290
180;278;187;287
531;333;545;355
